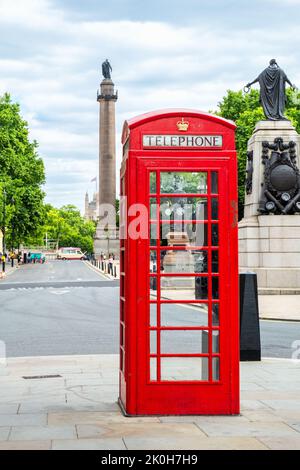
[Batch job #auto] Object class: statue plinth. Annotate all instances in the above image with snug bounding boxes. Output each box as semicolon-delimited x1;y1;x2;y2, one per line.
239;120;300;304
244;120;299;219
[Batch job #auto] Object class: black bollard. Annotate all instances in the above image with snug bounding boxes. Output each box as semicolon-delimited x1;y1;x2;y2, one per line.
239;272;261;361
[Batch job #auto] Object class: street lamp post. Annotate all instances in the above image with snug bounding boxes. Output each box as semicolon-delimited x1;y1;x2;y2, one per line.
2;188;6;255
10;196;15;268
1;188;6;273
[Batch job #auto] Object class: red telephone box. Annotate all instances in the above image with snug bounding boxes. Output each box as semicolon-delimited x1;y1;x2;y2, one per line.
119;109;239;415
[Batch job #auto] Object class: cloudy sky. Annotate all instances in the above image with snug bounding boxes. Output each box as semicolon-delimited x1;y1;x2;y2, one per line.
1;0;300;212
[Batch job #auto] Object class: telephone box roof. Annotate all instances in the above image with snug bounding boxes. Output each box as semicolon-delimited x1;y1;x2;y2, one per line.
122;109;236;143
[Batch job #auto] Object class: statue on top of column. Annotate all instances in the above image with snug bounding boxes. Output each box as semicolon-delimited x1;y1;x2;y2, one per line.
244;59;297;120
102;59;112;80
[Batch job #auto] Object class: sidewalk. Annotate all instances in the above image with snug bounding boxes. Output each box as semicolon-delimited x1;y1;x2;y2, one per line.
0;262;20;280
259;295;300;321
0;355;300;449
84;260;120;280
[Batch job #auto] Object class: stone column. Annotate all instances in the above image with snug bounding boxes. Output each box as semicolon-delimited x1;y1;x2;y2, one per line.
98;78;117;211
94;78;119;257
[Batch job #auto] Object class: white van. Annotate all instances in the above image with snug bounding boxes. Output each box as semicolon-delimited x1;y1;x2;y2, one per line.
57;247;86;260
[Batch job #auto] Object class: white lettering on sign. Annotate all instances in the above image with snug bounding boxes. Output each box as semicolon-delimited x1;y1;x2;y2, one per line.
143;134;223;148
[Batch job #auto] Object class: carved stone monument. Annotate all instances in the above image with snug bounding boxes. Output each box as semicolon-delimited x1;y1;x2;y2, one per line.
239;62;300;313
94;60;119;257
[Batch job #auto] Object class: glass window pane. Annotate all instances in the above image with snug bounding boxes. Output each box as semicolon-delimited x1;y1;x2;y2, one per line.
212;357;220;381
161;250;208;274
150;172;156;193
212;224;219;246
161;330;209;354
150;250;157;273
212;250;218;273
160;197;207;221
212;303;219;326
150;358;157;381
120;324;124;346
161;303;208;327
150;276;157;299
212;277;219;299
120;299;125;322
161;357;209;381
211;172;218;194
150;330;157;354
150;223;158;246
160;223;208;247
161;276;208;300
160;172;207;194
211;198;218;220
150;198;157;220
212;330;220;353
150;303;157;326
195;276;209;299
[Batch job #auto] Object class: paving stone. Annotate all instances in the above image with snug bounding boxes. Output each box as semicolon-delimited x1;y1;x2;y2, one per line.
77;422;206;440
51;438;126;450
241;410;281;422
241;391;300;400
19;400;119;414
124;436;268;450
268;409;300;422
0;414;47;427
260;400;300;410
0;404;19;414
48;411;160;426
259;437;300;450
241;400;273;411
240;382;267;391
0;440;51;450
159;415;249;424
195;421;299;438
9;425;77;441
287;422;300;434
0;427;11;441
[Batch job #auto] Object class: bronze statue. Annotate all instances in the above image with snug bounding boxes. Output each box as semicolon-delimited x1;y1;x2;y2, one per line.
245;59;296;120
102;59;112;80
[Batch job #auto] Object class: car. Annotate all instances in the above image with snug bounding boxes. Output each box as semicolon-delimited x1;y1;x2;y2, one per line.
28;253;46;263
57;247;86;260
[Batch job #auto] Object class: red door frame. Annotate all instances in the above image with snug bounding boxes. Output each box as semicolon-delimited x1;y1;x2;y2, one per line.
119;110;239;416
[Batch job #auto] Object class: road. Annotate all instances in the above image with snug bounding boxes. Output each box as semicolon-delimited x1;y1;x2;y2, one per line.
0;261;119;357
0;260;299;358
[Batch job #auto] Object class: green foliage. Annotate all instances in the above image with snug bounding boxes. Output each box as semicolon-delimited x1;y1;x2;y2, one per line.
217;87;300;217
0;93;45;248
41;204;96;254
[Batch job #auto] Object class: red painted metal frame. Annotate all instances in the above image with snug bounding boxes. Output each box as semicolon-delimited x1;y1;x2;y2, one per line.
119;109;239;415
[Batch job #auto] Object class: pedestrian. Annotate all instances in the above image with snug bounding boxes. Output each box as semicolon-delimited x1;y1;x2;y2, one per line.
10;251;14;268
108;254;113;275
1;253;5;273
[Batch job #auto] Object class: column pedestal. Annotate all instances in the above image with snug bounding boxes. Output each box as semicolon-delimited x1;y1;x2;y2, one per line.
239;120;300;316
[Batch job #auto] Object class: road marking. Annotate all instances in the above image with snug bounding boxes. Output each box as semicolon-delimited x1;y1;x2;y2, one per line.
49;290;70;295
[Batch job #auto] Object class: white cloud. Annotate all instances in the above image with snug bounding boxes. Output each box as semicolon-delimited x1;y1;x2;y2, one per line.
1;0;300;211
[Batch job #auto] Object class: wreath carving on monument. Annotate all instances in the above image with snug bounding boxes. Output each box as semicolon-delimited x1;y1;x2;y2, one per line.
259;137;300;214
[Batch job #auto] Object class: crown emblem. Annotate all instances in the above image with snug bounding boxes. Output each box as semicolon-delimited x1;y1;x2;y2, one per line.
177;117;189;131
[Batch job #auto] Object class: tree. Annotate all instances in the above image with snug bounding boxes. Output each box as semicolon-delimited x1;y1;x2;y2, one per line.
217;88;300;218
0;93;45;249
39;204;96;254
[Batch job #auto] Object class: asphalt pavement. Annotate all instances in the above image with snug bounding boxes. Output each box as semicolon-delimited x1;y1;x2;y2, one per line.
0;260;299;358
